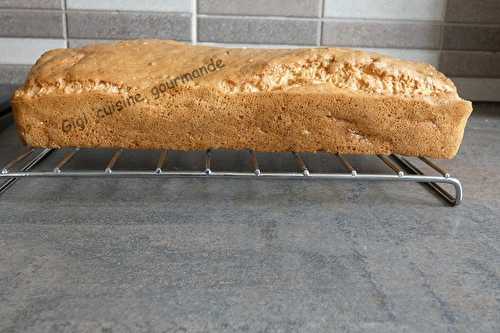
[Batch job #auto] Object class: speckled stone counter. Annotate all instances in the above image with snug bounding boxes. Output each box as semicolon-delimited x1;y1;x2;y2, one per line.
0;103;499;333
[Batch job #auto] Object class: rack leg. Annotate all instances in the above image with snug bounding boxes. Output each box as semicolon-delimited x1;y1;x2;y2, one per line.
248;149;261;176
390;155;463;206
0;148;53;196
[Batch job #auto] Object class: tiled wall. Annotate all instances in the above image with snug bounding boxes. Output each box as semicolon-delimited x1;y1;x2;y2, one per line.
1;0;499;101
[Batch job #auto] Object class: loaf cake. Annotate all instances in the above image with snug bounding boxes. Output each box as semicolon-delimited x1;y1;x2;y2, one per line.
12;39;472;159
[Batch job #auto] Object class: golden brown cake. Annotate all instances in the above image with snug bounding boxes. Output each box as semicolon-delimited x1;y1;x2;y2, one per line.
12;39;473;158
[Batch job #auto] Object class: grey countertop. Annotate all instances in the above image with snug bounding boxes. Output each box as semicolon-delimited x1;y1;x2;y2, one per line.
0;102;499;333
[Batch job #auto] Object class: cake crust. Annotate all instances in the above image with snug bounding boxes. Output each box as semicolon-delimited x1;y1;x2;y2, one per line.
12;39;473;158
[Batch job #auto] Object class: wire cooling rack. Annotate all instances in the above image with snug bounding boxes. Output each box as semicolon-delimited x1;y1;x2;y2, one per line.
0;146;462;206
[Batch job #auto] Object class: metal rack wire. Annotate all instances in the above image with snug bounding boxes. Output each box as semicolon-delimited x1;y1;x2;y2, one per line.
0;147;463;206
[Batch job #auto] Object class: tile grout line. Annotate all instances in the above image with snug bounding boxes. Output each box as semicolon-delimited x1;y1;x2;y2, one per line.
317;0;325;46
192;0;197;44
196;42;439;50
196;13;500;27
61;0;68;48
440;0;448;51
437;0;449;71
